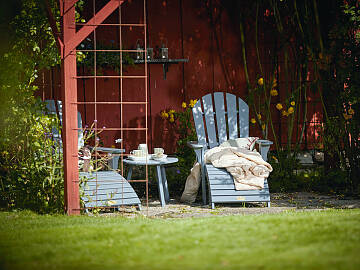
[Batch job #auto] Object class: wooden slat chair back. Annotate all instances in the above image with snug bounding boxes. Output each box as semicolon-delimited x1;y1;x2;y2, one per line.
190;92;271;209
193;92;249;149
44;100;141;211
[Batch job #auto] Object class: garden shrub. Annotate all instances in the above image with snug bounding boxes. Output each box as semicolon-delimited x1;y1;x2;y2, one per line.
0;0;64;213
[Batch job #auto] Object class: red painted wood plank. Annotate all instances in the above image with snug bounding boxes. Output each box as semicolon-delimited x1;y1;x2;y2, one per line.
61;0;80;215
64;0;124;57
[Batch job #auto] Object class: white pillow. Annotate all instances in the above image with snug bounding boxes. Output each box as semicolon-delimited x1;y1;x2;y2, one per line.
220;137;259;151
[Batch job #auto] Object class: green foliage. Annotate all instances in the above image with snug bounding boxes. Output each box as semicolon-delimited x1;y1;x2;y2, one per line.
160;101;197;196
235;0;360;195
77;40;135;74
318;0;360;194
0;0;63;213
0;106;64;212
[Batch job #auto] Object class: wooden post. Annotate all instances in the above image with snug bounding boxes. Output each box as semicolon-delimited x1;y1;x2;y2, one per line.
57;0;124;215
61;0;80;215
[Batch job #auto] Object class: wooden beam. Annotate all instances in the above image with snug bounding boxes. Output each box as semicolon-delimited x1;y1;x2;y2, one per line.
64;0;124;57
44;0;64;57
60;0;78;16
61;0;80;215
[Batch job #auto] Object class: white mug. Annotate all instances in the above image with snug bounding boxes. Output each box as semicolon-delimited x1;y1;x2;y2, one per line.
130;149;145;157
154;148;164;157
138;144;148;154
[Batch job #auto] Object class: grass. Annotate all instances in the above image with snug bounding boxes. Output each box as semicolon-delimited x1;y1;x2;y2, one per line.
0;210;360;270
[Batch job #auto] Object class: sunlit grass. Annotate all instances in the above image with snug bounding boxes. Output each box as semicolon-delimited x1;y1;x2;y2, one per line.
1;209;359;270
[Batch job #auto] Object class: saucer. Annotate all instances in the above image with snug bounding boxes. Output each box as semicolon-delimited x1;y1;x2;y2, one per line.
151;154;167;161
128;155;150;161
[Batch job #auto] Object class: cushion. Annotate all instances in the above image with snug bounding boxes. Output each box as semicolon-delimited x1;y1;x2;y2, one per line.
219;137;259;151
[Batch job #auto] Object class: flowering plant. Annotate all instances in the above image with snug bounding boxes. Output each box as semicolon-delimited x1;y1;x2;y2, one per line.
160;100;198;195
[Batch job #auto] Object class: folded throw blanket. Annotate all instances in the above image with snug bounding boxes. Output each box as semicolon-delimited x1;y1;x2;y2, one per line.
181;145;272;203
204;146;272;190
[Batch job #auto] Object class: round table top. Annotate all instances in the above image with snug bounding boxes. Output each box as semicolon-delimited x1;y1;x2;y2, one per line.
123;156;178;166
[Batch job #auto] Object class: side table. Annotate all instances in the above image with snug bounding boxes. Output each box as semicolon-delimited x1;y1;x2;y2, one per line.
123;157;178;207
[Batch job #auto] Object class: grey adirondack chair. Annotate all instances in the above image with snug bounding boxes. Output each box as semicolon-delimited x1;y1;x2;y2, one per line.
44;100;142;210
188;92;273;209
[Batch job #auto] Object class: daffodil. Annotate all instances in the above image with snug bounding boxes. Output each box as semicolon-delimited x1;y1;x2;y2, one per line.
189;99;198;108
276;103;283;110
169;116;175;123
257;113;262;120
270;89;278;96
282;110;288;116
169;109;175;114
288;107;294;114
250;118;256;124
290;101;295;106
182;102;187;108
348;108;354;115
258;77;264;86
160;110;169;119
261;124;266;130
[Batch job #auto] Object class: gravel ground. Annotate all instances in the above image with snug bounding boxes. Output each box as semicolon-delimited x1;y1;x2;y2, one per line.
100;192;360;219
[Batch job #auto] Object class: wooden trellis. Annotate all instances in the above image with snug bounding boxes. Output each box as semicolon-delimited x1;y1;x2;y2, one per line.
47;0;148;215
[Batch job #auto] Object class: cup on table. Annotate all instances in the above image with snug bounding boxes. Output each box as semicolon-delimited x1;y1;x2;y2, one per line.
153;147;164;157
130;149;145;157
138;144;148;155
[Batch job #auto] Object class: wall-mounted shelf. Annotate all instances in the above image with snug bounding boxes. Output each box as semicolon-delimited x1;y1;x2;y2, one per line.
134;58;189;79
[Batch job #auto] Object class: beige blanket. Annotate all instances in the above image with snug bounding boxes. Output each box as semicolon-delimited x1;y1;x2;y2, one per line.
181;146;272;203
205;147;272;190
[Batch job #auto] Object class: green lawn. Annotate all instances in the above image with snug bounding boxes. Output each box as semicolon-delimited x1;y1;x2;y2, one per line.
0;210;359;270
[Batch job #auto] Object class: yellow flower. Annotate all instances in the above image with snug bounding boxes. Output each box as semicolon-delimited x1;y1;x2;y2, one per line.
169;117;175;123
348;108;354;115
160;110;169;119
257;113;262;120
282;110;288;116
276;103;283;110
182;102;187;108
272;79;277;88
270;89;278;96
189;99;198;108
261;123;266;130
290;101;295;106
250;118;256;124
258;77;264;86
288;107;295;114
169;109;175;114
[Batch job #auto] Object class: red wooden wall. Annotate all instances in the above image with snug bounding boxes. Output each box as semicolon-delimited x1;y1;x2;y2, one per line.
37;0;322;154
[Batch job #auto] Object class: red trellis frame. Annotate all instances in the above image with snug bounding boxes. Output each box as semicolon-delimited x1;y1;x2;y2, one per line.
47;0;148;215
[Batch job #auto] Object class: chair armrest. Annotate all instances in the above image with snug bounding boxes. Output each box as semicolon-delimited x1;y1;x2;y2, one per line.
187;141;206;150
256;140;273;162
256;139;273;146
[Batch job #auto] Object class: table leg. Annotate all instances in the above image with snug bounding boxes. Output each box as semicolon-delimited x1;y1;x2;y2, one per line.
161;166;170;202
155;165;166;207
126;166;133;180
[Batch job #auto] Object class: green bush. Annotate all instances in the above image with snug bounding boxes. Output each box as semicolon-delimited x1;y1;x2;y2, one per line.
0;0;64;213
0;100;64;213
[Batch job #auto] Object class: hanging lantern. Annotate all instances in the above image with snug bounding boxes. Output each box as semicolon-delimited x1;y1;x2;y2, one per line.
136;39;144;60
159;39;168;59
146;47;153;60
